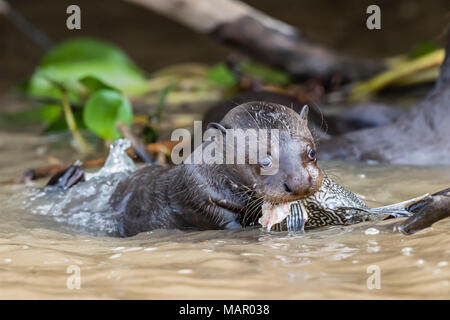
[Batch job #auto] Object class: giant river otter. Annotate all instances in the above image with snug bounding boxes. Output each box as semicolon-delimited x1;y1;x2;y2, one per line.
108;102;322;236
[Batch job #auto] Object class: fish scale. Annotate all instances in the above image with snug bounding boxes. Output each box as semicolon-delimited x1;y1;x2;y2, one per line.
271;176;425;232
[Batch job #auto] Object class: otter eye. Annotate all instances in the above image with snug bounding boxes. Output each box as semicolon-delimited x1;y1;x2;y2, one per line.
307;147;316;161
259;156;273;168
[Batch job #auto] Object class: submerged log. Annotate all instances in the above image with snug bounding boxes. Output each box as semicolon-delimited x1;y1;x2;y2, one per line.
124;0;383;81
320;30;450;165
395;188;450;235
1;140;178;184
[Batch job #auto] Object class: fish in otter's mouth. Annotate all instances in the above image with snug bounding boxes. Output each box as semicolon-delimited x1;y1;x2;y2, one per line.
259;202;294;231
260;176;424;232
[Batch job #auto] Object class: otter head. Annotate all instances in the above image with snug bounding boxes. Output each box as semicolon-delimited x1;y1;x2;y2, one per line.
208;101;323;204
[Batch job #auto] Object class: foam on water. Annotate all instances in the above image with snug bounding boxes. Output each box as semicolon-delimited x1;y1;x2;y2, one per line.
23;139;137;236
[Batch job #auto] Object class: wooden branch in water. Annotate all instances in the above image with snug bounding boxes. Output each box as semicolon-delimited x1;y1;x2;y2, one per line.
394;188;450;235
1;140;178;185
123;0;383;81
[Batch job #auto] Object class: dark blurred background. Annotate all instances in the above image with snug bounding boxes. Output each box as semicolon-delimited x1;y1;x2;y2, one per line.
1;0;449;93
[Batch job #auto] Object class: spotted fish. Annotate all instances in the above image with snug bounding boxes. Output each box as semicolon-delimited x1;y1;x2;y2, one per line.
271;176;427;232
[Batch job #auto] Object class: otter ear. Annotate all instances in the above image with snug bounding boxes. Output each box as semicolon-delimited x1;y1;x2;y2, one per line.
207;122;227;134
299;105;309;121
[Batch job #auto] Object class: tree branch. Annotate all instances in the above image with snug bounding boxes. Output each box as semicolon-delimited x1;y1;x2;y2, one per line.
124;0;383;81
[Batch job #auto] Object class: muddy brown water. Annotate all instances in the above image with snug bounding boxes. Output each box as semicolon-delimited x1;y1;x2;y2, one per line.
0;131;449;299
1;0;449;300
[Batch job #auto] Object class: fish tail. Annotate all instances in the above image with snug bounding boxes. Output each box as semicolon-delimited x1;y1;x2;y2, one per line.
366;193;430;218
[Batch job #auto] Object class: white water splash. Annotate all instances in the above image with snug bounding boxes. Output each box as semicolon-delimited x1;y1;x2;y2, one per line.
24;139;138;236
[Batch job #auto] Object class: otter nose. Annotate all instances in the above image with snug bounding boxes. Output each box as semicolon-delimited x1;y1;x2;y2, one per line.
283;181;306;195
283;183;293;194
283;177;311;196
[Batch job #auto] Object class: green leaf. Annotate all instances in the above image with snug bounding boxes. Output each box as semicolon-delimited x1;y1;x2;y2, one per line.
28;61;148;100
206;63;237;87
41;38;136;67
408;41;440;59
44;107;86;133
153;83;174;122
40;104;62;124
239;61;290;85
26;38;148;100
83;89;133;140
79;75;118;93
